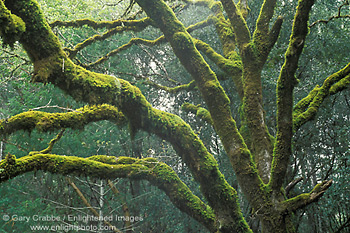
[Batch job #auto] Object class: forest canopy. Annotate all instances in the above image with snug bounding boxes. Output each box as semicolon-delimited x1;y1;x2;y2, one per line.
0;0;350;232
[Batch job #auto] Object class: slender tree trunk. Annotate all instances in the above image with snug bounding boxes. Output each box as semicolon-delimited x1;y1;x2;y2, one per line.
98;180;105;233
0;141;3;161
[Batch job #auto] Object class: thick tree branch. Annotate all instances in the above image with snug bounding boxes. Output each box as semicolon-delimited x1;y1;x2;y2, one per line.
0;104;126;135
254;14;283;66
0;154;217;231
256;0;277;33
194;34;244;99
253;0;278;61
192;1;275;182
184;0;241;72
0;0;26;47
180;0;239;60
252;0;284;65
270;0;315;191
231;1;279;184
134;0;267;231
220;0;250;48
235;1;280;169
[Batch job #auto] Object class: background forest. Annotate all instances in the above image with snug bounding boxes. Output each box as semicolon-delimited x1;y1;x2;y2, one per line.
0;0;349;232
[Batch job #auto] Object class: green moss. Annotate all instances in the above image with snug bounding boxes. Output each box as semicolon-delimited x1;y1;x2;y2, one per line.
292;63;350;130
50;17;151;30
208;1;223;13
142;157;158;162
194;39;243;78
4;0;61;60
172;32;193;50
0;153;218;231
116;157;137;164
0;104;125;136
220;0;251;47
329;74;350;94
0;1;26;47
5;153;16;165
31;52;121;104
181;103;214;125
237;1;251;19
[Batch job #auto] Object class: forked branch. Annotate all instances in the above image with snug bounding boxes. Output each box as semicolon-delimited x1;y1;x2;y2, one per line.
280;180;333;212
293;62;350;131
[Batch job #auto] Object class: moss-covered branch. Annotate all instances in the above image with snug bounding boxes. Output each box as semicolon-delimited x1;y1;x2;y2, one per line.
183;0;245;99
181;0;235;52
85;36;165;67
226;0;277;184
280;180;333;212
2;1;256;231
0;104;126;135
252;0;282;65
181;103;214;126
113;71;197;93
220;0;250;48
29;129;65;155
293;62;350;130
0;0;25;47
135;0;268;231
194;38;243;79
194;37;243;97
66;25;153;59
50;17;151;30
145;79;197;93
270;0;315;191
0;154;217;232
85;17;213;67
253;14;283;66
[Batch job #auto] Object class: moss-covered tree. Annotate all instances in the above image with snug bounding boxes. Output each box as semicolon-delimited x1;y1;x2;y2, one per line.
1;0;350;232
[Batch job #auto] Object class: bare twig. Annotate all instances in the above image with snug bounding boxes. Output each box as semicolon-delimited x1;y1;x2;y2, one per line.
67;178;122;233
